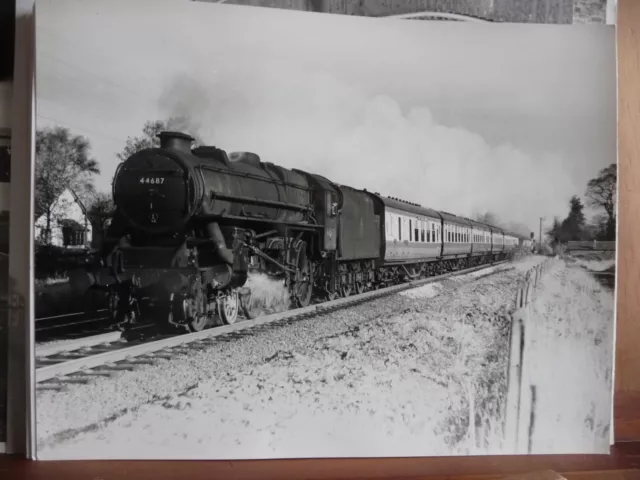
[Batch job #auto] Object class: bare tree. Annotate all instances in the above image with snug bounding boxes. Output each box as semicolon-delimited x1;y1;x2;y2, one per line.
116;117;204;162
585;163;616;240
35;126;100;243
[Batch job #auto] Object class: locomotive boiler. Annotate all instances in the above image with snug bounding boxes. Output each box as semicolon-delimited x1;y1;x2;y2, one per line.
94;131;325;332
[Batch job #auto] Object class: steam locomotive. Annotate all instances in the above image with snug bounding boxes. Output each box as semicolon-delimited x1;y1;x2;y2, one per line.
89;131;526;333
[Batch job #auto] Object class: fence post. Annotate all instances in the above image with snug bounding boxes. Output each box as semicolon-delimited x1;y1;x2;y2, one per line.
515;305;532;454
527;384;537;454
504;310;525;452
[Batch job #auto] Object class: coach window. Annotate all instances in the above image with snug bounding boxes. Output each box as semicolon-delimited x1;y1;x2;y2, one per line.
414;220;419;243
398;217;402;241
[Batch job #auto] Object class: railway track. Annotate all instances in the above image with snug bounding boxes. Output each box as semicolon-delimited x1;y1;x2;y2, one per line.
35;309;111;333
35;259;512;391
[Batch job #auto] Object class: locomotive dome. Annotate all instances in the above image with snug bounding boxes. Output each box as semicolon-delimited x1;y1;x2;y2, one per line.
157;131;195;152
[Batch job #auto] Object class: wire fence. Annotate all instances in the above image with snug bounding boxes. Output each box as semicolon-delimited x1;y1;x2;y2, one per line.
566;240;616;252
504;256;557;454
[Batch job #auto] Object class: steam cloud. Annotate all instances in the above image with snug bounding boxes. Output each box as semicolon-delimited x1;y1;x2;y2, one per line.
243;272;290;314
158;66;579;236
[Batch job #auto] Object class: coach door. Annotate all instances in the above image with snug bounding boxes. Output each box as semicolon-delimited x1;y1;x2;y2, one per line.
324;190;338;251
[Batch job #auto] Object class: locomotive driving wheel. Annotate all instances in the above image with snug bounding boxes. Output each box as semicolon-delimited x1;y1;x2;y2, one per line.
238;288;261;320
340;284;352;297
217;291;239;325
290;240;313;308
184;278;208;333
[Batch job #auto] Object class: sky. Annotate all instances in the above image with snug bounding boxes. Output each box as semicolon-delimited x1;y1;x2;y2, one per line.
35;0;617;236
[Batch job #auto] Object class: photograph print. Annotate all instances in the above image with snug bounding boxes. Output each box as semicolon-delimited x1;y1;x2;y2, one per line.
192;0;617;25
33;0;617;460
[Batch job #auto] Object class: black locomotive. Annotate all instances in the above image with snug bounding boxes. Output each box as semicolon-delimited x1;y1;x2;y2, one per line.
88;131;525;333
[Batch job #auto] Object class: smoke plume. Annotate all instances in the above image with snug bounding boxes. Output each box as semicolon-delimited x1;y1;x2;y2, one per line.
157;65;579;233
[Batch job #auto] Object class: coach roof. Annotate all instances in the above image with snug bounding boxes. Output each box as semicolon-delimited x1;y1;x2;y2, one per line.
370;193;443;220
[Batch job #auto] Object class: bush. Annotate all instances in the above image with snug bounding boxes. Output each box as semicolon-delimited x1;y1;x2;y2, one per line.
34;244;97;280
537;243;554;256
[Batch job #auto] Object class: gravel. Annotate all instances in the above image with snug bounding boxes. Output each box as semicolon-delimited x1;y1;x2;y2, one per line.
35;256;547;456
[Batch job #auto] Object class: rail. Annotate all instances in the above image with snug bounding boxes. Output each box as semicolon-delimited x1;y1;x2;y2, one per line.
35;259;510;389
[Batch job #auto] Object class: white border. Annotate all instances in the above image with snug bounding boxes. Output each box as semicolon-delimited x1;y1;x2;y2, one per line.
610;13;620;447
6;0;36;458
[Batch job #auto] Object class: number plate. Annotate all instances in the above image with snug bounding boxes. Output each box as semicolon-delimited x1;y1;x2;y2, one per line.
139;177;165;185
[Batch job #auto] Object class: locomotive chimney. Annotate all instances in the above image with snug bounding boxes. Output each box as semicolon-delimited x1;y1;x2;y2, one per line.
157;131;195;153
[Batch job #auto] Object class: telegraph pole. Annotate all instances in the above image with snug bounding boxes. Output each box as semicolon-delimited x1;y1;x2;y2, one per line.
539;217;544;246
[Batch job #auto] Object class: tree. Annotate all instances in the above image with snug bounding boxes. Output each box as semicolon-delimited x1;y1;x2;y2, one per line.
35;126;100;243
563;195;587;239
116;117;204;162
547;217;562;245
86;192;115;249
546;196;588;244
585;163;616;240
